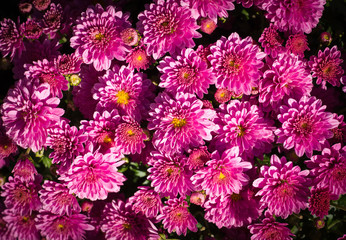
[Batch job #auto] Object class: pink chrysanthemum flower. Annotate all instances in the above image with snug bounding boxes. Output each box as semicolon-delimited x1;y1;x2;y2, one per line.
137;0;201;59
308;46;344;89
208;32;266;95
211;100;275;156
258;24;284;58
120;28;139;46
253;155;311;219
157;197;197;236
214;88;232;103
275;96;339;158
196;44;212;67
20;18;42;40
308;187;338;219
191;147;252;197
305;143;346;196
148;151;193;198
114;116;148;155
59;147;126;201
33;0;50;11
35;210;94;240
101;199;158;240
1;176;42;215
70;4;131;71
0;128;17;162
286;33;310;58
0;18;24;60
158;48;216;98
54;53;83;76
328;114;346;146
72;64;103;119
3;209;39;240
181;0;235;22
93;65;155;122
190;192;206;206
41;3;64;39
129;186;163;218
80;110;121;154
125;44;153;71
12;158;38;183
24;58;68;98
248;212;295;240
259;53;313;110
1;80;64;152
204;188;261;228
148;92;216;154
200;18;217;35
39;180;81;216
262;0;325;34
187;146;210;170
45;119;87;173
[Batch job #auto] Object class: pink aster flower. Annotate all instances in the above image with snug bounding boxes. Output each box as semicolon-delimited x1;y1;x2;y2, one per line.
211;100;275;156
39;180;81;216
190;192;206;206
120;28;139;46
35;211;94;240
101;199;158;240
258;24;285;58
248;212;295;240
148;92;216;154
191;147;252;197
1;176;42;215
200;18;217;34
0;18;24;60
45;119;87;173
70;4;131;71
114;116;148;155
12;158;38;183
263;0;325;34
148;151;193;198
285;33;310;58
305;143;346;196
3;209;40;240
157;48;216;98
204;188;261;228
208;32;266;95
308;187;338;219
93;65;155;122
214;88;232;103
275;96;339;158
59;147;126;201
129;186;163;218
187;146;210;170
1;80;64;152
137;0;201;59
41;3;65;39
253;155;311;219
125;44;153;71
308;46;344;89
181;0;235;22
259;53;313;110
54;53;83;76
157;197;197;236
20;18;42;40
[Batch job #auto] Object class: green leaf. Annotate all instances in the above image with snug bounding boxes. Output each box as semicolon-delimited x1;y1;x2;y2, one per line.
40;156;52;169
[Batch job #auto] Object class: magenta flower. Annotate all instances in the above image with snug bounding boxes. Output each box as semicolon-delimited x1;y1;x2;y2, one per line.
129;186;163;218
1;176;42;215
137;0;201;59
187;146;210;170
208;32;265;95
12;158;38;183
253;155;311;219
1;80;64;152
20;18;42;40
214;88;232;103
39;180;81;216
158;48;216;98
263;0;325;34
157;197;197;236
258;24;284;58
308;187;338;219
35;211;94;240
41;3;64;39
101;199;158;240
259;53;313;110
148;151;193;198
305;143;346;196
59;147;126;201
45;119;87;173
191;147;252;197
54;53;83;76
285;33;310;58
275;96;339;157
0;18;24;60
211;100;275;156
114;116;148;155
93;65;155;122
0;123;17;162
70;4;131;71
148;92;216;154
248;212;294;240
308;46;344;89
126;44;153;71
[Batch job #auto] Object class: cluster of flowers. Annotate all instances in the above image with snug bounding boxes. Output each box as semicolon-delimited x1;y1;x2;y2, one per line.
0;0;345;239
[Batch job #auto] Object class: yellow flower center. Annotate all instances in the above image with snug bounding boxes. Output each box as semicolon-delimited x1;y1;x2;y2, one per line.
172;118;186;128
103;135;112;143
219;172;226;180
94;33;104;40
127;129;135;136
116;90;130;105
137;55;143;61
123;223;131;230
57;224;64;230
237;125;245;137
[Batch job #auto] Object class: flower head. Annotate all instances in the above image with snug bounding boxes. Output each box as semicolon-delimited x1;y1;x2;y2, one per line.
308;187;338;219
41;3;64;39
286;33;310;58
0;18;24;60
200;18;217;34
214;88;232;103
258;24;284;58
54;53;83;76
125;44;153;71
12;158;38;183
187;146;210;170
129;186;163;218
21;18;42;40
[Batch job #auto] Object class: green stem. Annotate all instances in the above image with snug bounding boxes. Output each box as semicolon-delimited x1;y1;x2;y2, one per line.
330;202;346;211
